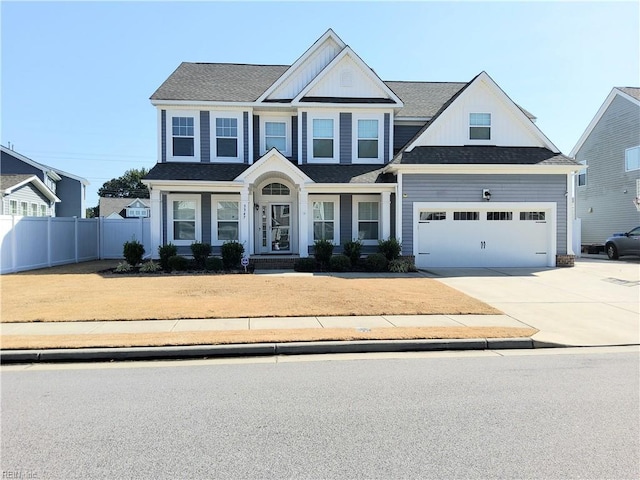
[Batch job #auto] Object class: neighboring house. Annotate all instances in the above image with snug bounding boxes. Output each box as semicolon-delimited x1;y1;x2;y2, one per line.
143;29;580;268
0;145;89;218
99;197;150;219
570;87;640;248
0;174;60;216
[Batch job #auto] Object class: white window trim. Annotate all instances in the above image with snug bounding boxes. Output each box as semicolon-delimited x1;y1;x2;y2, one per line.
260;115;291;157
577;160;587;187
167;110;201;162
352;113;384;164
308;194;340;245
211;195;241;246
9;200;17;215
212;112;244;163
167;194;201;246
468;111;492;143
307;112;340;164
625;145;640;172
352;194;381;246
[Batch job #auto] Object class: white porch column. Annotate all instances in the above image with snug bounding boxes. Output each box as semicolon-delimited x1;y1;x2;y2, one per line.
566;173;575;256
248;189;254;255
149;188;161;258
240;187;250;255
298;187;309;257
381;191;391;240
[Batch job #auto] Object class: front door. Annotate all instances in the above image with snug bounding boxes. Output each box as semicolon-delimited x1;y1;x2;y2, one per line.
257;203;291;253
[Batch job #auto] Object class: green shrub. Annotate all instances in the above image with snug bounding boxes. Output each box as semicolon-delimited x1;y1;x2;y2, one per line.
123;239;145;266
388;259;410;273
294;257;317;272
221;241;244;269
168;255;189;272
140;260;161;273
313;239;334;270
365;253;389;272
205;256;224;272
343;239;363;267
190;242;211;269
378;238;402;261
329;254;351;272
115;261;132;273
158;243;177;271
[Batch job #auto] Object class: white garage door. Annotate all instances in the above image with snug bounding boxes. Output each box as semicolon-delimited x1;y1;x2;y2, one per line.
416;204;553;268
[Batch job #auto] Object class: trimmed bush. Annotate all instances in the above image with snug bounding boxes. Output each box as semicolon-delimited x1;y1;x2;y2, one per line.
343;239;363;267
158;243;177;271
388;259;410;273
168;255;189;272
365;253;389;272
221;241;244;269
205;256;224;272
378;238;402;261
123;239;145;266
140;260;161;273
329;254;351;272
313;239;334;270
294;257;317;272
190;242;211;269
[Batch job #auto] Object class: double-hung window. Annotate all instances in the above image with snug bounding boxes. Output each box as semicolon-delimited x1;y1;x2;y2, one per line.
40;205;47;217
21;202;28;216
168;195;200;245
625;146;640;172
312;201;335;241
577;161;587;186
357;119;378;159
265;122;287;153
216;118;238;157
31;203;38;216
470;113;491;140
215;200;239;242
354;196;380;244
172;116;195;156
313;119;334;158
10;200;17;215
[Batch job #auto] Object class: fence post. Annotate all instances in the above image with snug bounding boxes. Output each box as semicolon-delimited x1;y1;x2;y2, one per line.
11;215;17;273
47;216;52;268
74;217;79;264
99;216;104;260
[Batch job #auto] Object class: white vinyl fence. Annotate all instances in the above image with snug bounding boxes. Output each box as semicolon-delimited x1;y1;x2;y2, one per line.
0;216;152;274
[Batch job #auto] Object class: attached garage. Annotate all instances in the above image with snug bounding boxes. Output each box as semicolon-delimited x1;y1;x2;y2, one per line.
413;202;556;268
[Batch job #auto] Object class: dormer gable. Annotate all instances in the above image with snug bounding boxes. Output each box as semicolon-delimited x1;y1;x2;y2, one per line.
404;72;557;152
292;47;403;107
258;29;346;102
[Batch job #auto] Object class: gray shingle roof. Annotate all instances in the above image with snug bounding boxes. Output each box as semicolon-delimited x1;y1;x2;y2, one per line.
151;63;289;102
385;81;467;118
394;146;579;166
618;87;640;101
0;174;35;191
144;162;391;184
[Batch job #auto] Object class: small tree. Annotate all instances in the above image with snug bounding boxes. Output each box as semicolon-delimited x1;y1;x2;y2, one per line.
314;239;334;271
158;243;177;271
221;241;244;269
343;239;363;267
190;242;211;269
123;240;145;266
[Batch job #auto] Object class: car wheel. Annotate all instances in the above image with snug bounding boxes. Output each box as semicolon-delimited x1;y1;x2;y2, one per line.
606;243;619;260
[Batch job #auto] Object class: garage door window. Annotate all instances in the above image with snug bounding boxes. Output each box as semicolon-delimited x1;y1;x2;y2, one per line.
520;212;546;221
454;211;479;221
420;212;446;221
487;212;513;221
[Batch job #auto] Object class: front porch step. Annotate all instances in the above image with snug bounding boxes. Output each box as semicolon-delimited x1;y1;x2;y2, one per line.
250;255;299;270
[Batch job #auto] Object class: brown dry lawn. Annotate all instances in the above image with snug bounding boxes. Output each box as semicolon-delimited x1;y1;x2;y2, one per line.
0;260;501;323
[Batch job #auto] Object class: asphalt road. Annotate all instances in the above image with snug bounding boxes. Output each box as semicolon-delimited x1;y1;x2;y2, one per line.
2;349;639;479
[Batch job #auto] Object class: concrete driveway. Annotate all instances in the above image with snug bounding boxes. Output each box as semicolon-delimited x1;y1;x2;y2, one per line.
425;257;639;347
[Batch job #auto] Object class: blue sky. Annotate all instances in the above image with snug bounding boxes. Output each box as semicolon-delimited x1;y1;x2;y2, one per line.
2;1;639;208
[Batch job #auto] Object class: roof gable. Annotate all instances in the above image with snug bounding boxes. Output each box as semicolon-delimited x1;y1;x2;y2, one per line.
0;174;61;203
259;29;345;102
292;47;402;107
570;87;640;157
404;72;558;152
235;149;313;185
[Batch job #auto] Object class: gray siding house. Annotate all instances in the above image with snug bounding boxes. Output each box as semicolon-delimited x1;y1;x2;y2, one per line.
0;145;89;218
0;174;60;216
143;29;580;268
571;87;640;247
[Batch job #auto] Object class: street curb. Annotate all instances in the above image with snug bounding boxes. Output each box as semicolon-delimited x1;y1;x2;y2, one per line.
0;337;539;364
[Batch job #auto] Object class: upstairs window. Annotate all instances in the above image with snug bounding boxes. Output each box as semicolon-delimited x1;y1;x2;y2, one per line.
172;117;194;156
625;146;640;172
265;122;287;152
40;205;47;217
577;161;587;187
10;200;17;215
470;113;491;140
21;202;28;216
357;119;378;159
216;118;238;157
313;119;334;158
31;203;38;216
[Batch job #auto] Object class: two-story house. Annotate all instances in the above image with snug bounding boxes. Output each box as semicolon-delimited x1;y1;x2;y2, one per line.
571;87;640;250
143;29;580;268
0;145;89;218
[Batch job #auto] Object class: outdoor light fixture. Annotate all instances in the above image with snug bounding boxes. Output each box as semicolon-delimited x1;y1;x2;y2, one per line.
255;203;260;211
482;189;491;201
